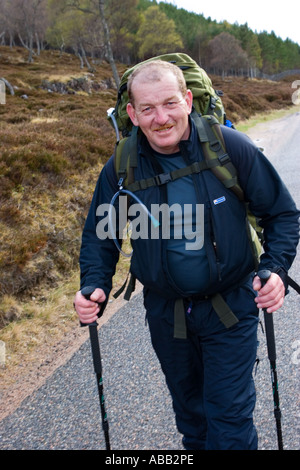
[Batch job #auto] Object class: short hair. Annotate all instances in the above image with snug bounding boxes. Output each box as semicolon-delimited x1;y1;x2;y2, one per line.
127;60;187;107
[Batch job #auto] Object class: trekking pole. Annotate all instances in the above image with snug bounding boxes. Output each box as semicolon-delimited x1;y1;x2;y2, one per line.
80;286;111;450
257;270;283;450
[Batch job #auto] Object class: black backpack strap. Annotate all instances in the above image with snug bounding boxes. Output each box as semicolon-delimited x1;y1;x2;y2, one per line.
287;275;300;294
274;267;300;295
113;272;137;301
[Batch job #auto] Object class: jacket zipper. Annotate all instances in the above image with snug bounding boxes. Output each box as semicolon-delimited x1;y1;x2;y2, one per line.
181;145;222;284
208;206;222;282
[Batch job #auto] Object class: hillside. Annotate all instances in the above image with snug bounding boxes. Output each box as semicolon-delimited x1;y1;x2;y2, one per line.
0;46;299;376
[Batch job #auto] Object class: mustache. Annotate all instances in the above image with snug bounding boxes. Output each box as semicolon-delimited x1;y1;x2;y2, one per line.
153;124;174;131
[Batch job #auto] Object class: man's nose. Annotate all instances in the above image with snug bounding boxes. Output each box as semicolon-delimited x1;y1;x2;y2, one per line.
154;105;168;123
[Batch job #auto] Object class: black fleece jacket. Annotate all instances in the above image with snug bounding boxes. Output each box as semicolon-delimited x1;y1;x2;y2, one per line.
79;119;300;302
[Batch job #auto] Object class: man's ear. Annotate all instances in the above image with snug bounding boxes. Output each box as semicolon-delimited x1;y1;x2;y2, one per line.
126;102;139;126
185;89;193;114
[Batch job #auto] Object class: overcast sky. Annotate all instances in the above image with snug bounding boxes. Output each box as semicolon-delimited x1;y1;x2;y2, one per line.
162;0;300;45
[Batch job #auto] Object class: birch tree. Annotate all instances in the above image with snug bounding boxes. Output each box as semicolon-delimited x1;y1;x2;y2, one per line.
13;0;48;62
54;0;120;86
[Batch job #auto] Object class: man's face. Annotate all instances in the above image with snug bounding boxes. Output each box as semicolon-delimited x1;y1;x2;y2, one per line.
126;71;193;155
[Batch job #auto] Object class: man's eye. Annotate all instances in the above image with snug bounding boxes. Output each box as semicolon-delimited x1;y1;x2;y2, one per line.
165;101;177;108
141;106;152;113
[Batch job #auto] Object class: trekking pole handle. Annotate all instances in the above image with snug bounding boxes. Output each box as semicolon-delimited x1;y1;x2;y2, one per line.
257;270;276;362
80;286;103;375
80;285;99;328
257;269;272;286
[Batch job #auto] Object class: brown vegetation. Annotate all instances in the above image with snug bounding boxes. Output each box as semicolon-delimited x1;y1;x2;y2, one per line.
0;47;119;306
0;46;298;383
214;75;296;122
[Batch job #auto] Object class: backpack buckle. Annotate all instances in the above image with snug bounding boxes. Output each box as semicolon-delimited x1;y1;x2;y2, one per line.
155;172;172;186
218;153;230;166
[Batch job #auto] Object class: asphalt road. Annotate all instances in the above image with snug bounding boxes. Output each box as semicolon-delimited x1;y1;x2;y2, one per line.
0;110;299;452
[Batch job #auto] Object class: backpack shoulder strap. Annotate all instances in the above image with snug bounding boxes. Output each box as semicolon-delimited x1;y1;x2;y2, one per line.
191;111;245;201
114;112;245;204
114;126;139;188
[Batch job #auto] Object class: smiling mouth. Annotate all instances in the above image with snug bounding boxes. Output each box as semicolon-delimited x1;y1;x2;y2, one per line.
154;124;174;133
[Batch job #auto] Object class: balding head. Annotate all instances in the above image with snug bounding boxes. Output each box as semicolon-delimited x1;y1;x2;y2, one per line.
127;60;187;108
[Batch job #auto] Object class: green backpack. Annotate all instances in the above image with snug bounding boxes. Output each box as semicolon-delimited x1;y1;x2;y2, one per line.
108;52;225;140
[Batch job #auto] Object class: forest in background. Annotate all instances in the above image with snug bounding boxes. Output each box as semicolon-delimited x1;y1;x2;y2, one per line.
0;0;300;80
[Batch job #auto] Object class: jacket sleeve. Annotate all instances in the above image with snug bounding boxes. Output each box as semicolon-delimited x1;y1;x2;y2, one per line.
79;156;121;298
222;126;300;282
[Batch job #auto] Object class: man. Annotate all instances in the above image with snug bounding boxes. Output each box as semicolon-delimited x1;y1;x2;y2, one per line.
74;61;299;449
